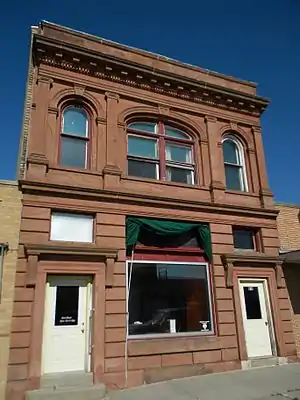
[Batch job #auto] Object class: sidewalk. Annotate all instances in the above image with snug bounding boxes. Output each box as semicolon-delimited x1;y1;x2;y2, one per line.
109;363;300;400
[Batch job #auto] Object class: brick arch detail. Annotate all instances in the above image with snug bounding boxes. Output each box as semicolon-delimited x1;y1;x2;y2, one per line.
50;88;105;119
219;124;253;150
118;105;206;142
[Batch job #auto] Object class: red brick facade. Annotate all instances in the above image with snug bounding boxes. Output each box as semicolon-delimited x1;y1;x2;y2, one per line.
6;21;297;400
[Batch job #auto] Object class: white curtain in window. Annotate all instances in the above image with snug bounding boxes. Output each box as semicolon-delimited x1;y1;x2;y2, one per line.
50;212;93;243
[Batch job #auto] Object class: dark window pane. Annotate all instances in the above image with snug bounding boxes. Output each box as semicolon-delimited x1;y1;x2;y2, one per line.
233;229;255;250
55;286;79;326
166;144;192;163
243;286;262;319
128;262;212;335
128;136;157;158
60;137;87;169
63;107;88;137
166;166;193;184
165;126;189;139
128;159;157;179
128;122;156;133
225;165;242;190
223;140;239;164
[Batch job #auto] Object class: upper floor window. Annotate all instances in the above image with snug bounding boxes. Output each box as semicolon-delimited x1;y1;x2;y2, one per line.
127;121;195;185
222;135;247;191
60;105;89;169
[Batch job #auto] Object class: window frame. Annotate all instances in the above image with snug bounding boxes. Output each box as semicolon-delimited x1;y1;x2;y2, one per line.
126;121;195;184
222;134;248;192
59;104;91;169
233;227;261;252
126;254;215;339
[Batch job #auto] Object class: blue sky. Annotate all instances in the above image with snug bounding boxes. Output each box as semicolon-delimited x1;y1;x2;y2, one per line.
0;0;299;203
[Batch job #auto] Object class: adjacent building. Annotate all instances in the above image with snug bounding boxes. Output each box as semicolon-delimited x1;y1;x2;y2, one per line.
0;181;21;400
6;21;298;399
276;203;300;358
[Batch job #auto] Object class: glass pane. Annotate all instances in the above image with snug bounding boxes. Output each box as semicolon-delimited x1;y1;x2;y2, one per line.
166;144;192;163
166;166;193;184
233;229;255;250
225;165;242;190
63;107;88;137
50;213;93;243
243;286;262;319
128;136;157;158
223;140;239;164
165;126;189;139
128;262;212;335
60;137;87;169
128;159;158;179
55;286;79;326
128;122;156;133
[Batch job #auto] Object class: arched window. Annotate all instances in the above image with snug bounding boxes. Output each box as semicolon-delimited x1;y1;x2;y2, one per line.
127;121;195;185
60;105;89;169
222;135;247;191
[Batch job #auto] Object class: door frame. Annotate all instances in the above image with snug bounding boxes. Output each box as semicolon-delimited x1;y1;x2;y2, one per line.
41;275;93;374
238;277;276;358
232;266;285;361
27;260;106;390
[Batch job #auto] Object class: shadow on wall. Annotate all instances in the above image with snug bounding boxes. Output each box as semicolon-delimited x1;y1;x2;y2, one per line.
284;265;300;315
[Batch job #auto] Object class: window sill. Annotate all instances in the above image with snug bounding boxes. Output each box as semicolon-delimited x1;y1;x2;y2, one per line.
124;175;209;190
225;189;258;197
50;165;103;176
128;331;215;340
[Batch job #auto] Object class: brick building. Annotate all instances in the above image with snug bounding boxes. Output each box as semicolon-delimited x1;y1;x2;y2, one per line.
6;21;298;399
0;181;22;400
276;203;300;358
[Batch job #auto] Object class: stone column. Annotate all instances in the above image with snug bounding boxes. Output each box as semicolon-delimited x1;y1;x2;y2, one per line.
27;75;52;179
103;92;121;189
205;116;225;203
252;126;274;208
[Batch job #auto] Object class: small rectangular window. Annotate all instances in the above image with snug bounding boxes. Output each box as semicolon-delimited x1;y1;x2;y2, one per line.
50;212;94;243
127;261;213;337
233;227;258;250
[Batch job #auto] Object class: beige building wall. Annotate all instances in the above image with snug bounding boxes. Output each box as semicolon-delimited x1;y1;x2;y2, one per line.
276;202;300;251
276;202;300;358
0;181;21;400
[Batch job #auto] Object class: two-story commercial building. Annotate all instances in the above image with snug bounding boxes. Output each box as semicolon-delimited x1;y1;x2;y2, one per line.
6;20;298;400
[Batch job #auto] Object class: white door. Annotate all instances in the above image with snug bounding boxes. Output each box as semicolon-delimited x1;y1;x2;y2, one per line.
42;275;92;374
239;279;273;358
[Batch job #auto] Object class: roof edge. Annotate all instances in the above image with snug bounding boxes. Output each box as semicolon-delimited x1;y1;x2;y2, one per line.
40;20;258;90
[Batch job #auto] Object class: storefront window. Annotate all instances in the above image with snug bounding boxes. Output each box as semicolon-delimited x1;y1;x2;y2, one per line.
127;260;214;337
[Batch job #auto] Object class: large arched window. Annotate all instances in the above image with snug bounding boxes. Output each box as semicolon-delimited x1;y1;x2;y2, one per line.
127;121;195;185
222;135;247;191
60;105;89;169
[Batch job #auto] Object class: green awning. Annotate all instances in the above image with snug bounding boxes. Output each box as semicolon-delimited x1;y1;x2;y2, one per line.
126;217;212;261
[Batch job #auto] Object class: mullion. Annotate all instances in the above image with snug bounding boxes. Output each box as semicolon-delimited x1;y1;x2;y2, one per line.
158;122;166;180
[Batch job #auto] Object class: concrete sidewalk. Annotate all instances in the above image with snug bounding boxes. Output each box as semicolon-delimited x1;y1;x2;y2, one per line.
109;363;300;400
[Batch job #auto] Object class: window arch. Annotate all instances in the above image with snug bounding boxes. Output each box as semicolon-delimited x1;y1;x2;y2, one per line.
127;121;195;185
60;105;89;169
222;134;247;191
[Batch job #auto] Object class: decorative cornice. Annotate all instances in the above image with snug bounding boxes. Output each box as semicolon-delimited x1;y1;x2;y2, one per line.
33;36;269;117
19;178;278;219
24;242;118;258
221;252;284;288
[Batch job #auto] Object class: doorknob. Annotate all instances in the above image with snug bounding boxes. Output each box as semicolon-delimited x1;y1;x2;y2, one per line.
81;322;85;333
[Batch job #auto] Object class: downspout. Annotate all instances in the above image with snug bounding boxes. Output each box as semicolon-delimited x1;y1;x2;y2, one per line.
0;243;9;301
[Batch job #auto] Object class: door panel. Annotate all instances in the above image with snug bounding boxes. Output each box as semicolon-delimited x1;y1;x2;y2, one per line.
43;276;92;373
239;280;273;358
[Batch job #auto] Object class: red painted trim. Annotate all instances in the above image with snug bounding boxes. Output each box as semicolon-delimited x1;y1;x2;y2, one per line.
58;102;92;169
